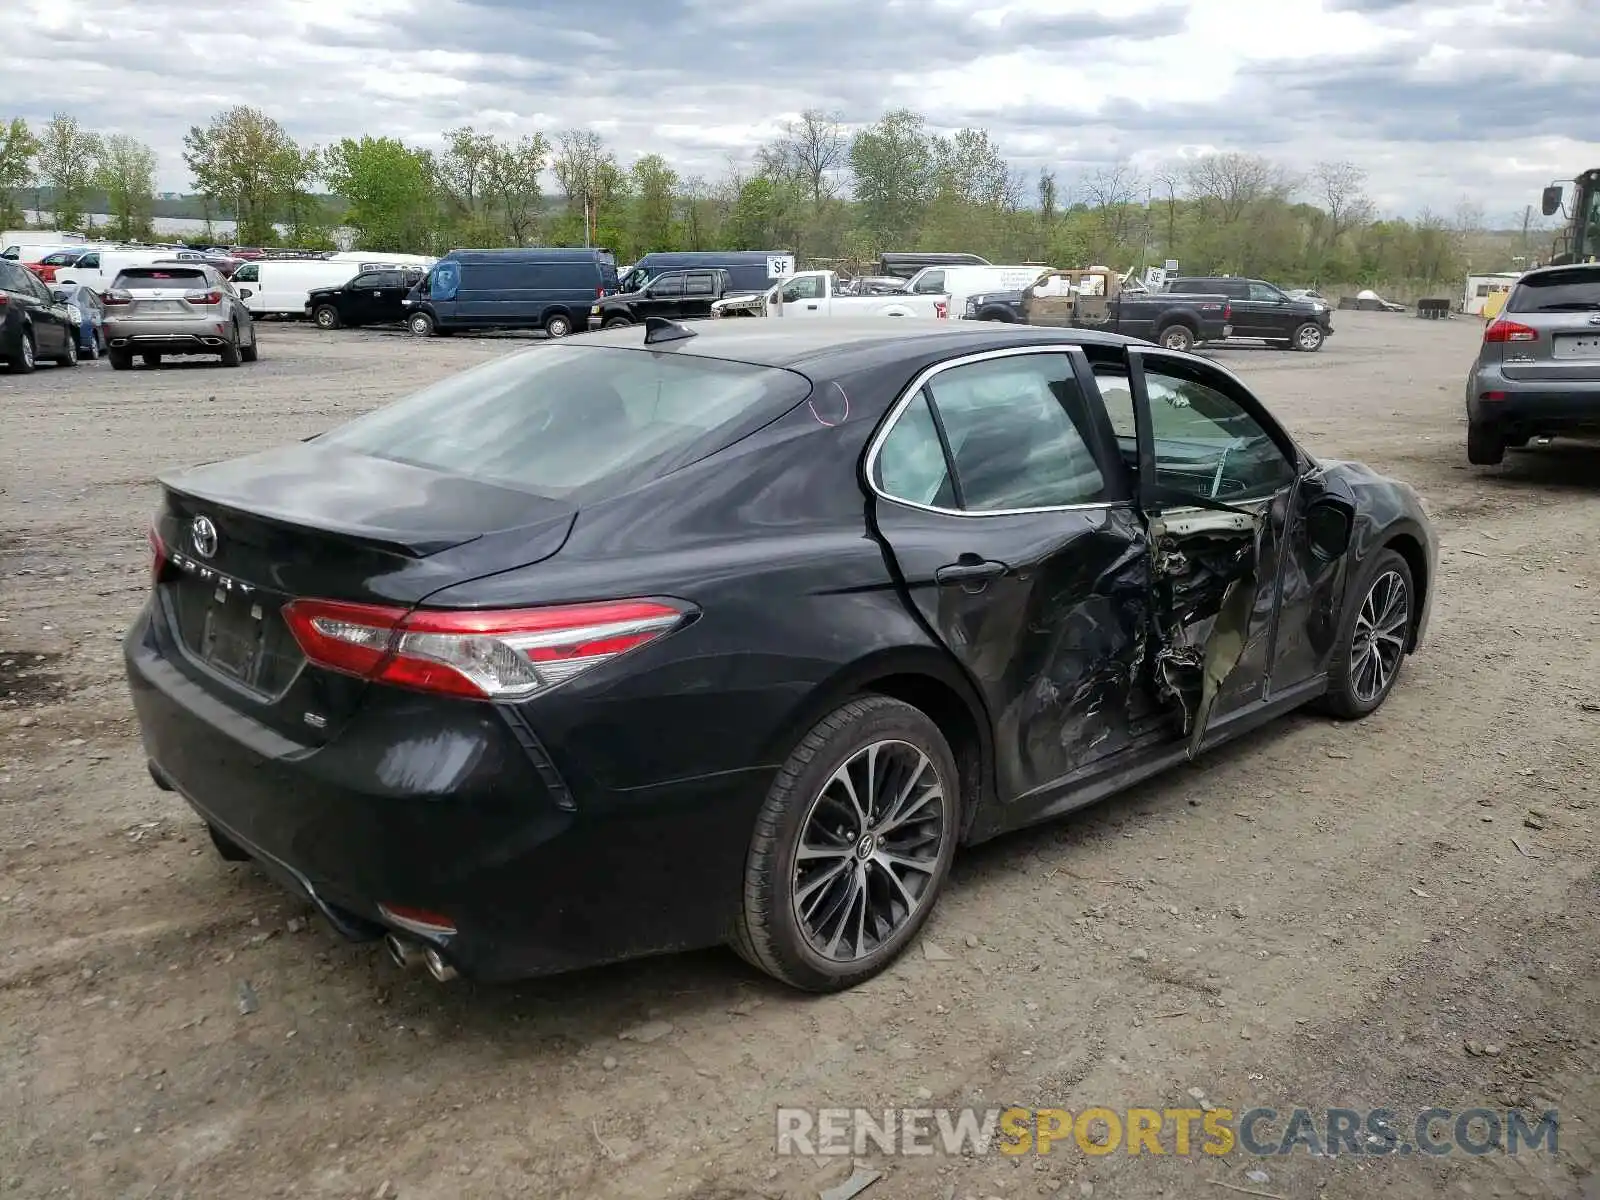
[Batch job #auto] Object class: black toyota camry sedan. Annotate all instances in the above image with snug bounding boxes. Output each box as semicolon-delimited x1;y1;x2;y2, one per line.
126;317;1437;992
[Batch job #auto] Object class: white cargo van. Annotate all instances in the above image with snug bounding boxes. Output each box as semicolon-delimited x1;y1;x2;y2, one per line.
2;230;89;259
327;251;436;270
904;264;1048;318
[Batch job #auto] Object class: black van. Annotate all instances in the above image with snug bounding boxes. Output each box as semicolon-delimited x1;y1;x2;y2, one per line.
403;248;619;338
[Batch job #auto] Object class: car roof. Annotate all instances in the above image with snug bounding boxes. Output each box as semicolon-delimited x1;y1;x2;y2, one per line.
576;317;1140;369
1517;261;1600;282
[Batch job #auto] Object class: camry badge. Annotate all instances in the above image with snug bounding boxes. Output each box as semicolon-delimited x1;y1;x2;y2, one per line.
191;516;218;558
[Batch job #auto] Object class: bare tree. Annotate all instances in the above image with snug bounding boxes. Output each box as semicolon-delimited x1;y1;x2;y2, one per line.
779;109;847;206
1309;160;1375;244
1150;163;1185;253
1185;152;1295;224
1082;160;1141;242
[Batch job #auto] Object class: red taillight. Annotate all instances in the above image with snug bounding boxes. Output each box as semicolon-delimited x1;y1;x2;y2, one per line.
102;291;132;306
185;289;223;305
281;597;692;699
148;526;167;585
377;903;457;937
1223;302;1232;321
1484;319;1537;343
1479;391;1507;401
596;285;605;298
935;300;949;319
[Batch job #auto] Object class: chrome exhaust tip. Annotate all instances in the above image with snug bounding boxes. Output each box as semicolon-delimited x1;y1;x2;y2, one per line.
422;947;459;982
385;933;423;970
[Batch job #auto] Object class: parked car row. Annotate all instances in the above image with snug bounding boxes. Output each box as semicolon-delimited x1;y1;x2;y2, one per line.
1;257;259;372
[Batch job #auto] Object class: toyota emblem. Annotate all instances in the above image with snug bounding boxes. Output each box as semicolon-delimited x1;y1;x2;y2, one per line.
191;516;218;558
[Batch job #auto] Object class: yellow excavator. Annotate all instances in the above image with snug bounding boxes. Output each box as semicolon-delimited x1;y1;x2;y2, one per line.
1542;167;1599;265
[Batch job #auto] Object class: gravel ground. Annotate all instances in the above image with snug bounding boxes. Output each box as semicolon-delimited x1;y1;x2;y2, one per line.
1;314;1597;1200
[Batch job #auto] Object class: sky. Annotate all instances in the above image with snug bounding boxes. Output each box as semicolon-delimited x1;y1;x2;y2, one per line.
7;0;1597;222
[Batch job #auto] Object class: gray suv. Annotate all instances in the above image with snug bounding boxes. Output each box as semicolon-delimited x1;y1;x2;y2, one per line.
1466;262;1600;464
102;262;258;370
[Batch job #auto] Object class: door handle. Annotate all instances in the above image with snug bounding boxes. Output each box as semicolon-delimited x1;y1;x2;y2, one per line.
805;302;818;309
935;557;1009;585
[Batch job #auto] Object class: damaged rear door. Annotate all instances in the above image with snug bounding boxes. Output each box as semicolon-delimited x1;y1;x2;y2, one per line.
1091;348;1304;754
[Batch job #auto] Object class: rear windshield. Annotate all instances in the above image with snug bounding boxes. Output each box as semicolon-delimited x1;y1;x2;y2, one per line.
114;267;209;289
316;344;812;499
1507;269;1600;313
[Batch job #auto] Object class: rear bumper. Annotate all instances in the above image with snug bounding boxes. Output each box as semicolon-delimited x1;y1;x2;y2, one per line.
1467;368;1600;431
105;317;232;352
122;603;767;982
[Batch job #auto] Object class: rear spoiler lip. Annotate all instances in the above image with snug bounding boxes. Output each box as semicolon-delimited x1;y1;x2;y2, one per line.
157;478;479;558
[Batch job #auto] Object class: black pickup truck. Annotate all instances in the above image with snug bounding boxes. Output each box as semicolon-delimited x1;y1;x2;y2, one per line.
589;268;748;328
1010;270;1232;351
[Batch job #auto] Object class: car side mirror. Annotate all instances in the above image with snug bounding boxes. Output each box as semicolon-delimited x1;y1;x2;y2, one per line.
1305;498;1354;562
1541;185;1563;218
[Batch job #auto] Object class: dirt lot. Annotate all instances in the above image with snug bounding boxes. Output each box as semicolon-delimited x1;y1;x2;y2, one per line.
2;314;1597;1200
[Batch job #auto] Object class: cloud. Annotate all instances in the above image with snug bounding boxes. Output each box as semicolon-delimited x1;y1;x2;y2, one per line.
6;0;1594;220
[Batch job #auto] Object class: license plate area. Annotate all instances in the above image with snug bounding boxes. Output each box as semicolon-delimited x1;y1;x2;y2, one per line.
1553;334;1600;360
200;585;265;686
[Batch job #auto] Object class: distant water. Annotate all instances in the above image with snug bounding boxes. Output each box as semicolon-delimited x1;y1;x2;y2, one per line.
17;211;303;238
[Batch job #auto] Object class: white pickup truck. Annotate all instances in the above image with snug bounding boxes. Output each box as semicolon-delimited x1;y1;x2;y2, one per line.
709;270;948;320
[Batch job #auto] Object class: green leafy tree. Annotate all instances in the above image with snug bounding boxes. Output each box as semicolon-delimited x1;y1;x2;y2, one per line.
0;117;39;227
629;154;679;252
36;113;102;231
321;136;439;252
94;134;159;240
848;109;935;247
485;133;551;246
183;106;304;244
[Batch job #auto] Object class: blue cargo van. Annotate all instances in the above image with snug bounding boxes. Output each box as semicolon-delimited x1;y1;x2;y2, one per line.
617;250;794;295
403;247;618;338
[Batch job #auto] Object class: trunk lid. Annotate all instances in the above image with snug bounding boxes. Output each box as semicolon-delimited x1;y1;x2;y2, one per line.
151;442;577;744
112;267;219;320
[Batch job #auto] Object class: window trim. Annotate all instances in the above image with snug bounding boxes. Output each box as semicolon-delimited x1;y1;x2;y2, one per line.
864;344;1133;518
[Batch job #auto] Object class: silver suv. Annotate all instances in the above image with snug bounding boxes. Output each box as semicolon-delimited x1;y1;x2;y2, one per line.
102;262;258;370
1466;263;1600;464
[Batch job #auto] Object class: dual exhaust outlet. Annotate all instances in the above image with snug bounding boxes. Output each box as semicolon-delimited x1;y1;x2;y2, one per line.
384;932;458;982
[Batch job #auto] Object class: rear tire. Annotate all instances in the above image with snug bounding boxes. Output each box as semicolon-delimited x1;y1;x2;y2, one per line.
1157;323;1195;352
10;330;37;373
544;312;574;338
219;333;241;367
1317;549;1415;719
141;352;161;368
1467;422;1505;465
207;823;251;863
602;317;632;329
731;695;960;992
240;327;258;362
109;348;132;370
56;336;79;367
312;304;340;330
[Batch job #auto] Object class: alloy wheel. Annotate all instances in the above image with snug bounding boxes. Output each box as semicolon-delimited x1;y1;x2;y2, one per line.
1297;325;1323;351
791;739;946;963
22;335;35;369
1350;569;1409;703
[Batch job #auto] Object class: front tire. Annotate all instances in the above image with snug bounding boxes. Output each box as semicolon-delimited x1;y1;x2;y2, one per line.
544;312;573;338
1292;322;1325;352
407;311;435;337
1318;549;1415;719
732;695;960;992
1158;323;1195;352
1467;422;1505;465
